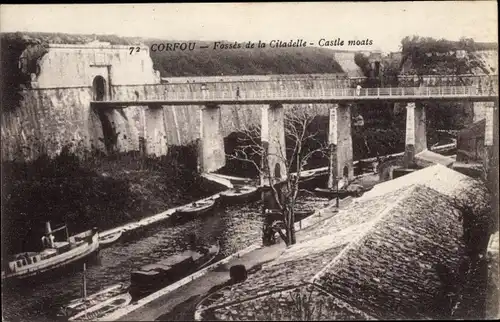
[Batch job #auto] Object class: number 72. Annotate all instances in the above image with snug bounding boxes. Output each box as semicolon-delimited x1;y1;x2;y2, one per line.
129;47;140;54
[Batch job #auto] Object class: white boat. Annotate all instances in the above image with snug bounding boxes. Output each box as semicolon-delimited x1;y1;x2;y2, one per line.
59;283;129;318
175;198;217;217
1;222;99;281
220;185;259;204
68;293;132;321
98;231;122;248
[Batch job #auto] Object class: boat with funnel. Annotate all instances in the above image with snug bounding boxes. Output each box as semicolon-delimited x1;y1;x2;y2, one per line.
1;222;99;282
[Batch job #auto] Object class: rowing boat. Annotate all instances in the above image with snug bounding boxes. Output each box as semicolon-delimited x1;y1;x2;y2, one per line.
173;198;217;223
220;185;259;205
59;283;129;319
176;198;216;216
98;231;122;248
67;293;132;321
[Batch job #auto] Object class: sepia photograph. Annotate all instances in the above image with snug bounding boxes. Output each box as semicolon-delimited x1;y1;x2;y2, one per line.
0;2;498;321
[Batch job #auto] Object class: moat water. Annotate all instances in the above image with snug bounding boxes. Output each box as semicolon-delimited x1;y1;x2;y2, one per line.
2;195;328;322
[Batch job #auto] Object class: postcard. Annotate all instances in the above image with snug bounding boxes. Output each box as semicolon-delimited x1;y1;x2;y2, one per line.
1;2;498;321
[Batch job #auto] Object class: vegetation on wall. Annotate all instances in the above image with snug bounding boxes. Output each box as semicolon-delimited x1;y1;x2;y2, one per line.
445;174;497;319
400;35;496;75
0;33;41;111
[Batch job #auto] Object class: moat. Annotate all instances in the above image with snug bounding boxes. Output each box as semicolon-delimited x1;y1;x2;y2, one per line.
2;195;328;322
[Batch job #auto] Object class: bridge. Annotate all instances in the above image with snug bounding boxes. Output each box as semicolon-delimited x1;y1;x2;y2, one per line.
91;86;498;107
89;76;498;188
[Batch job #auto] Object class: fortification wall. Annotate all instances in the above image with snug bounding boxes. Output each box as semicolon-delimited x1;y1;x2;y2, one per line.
1;87;104;161
2;77;341;161
32;44;160;88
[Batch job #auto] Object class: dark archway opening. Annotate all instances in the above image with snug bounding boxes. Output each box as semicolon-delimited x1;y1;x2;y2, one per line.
93;75;106;101
343;165;349;178
92;76;116;154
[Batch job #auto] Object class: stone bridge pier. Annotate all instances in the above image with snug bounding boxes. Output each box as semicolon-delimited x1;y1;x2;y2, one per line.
328;103;354;188
199;104;226;173
144;104;168;156
261;103;287;187
404;102;427;167
484;101;498;181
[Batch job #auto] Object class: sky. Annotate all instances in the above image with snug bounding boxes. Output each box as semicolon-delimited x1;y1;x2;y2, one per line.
0;2;497;52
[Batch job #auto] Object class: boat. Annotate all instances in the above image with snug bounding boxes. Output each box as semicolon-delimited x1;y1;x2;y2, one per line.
59;283;129;319
219;185;259;204
67;293;132;321
98;231;123;248
129;241;220;300
1;222;99;281
313;177;350;199
261;209;315;221
313;187;351;199
174;198;217;220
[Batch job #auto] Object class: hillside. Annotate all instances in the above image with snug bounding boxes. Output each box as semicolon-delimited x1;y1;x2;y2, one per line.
0;32;344;77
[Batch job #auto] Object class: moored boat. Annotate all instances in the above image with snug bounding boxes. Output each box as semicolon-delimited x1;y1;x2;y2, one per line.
313;187;351;199
67;293;132;321
174;198;217;221
1;222;99;282
59;283;129;319
129;241;220;300
261;209;316;221
219;185;259;204
98;231;123;248
313;177;350;199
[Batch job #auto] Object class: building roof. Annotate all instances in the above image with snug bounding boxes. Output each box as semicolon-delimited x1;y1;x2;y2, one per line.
415;150;455;168
196;167;473;320
357;163;473;201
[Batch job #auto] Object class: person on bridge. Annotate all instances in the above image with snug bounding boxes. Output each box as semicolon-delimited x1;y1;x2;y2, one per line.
236;86;240;99
356;84;362;96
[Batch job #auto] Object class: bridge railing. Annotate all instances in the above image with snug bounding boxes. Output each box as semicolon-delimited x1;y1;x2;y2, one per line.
162;86;497;101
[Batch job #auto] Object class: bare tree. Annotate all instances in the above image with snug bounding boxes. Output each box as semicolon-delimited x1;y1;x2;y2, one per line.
228;105;329;246
446;167;497;319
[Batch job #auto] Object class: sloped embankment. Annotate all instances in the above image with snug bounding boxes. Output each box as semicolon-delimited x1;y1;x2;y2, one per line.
1;143;223;260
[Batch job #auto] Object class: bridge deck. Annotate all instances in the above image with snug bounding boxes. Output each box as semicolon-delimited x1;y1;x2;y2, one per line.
92;86;498;107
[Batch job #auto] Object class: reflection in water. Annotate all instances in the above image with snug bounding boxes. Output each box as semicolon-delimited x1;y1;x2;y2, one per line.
2;196;325;322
